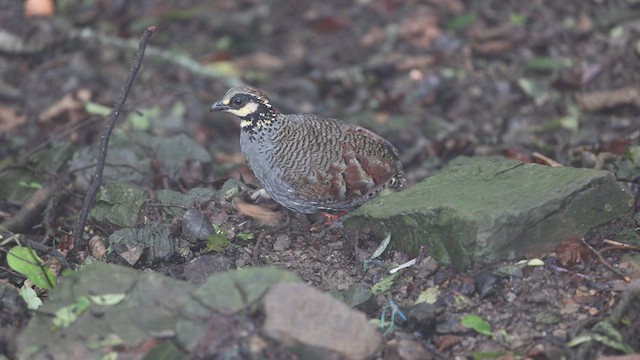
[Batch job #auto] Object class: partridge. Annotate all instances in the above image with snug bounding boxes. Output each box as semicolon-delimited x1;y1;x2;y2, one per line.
210;86;405;214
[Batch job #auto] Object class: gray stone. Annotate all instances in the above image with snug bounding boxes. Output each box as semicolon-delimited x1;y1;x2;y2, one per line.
263;282;381;360
273;234;291;251
183;255;234;284
345;158;633;270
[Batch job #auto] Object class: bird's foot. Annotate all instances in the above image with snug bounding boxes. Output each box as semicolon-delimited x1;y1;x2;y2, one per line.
308;211;349;232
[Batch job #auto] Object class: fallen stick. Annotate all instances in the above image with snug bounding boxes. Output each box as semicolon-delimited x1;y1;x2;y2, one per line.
72;26;156;260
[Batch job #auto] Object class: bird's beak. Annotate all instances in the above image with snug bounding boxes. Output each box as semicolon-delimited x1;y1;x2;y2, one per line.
210;101;229;112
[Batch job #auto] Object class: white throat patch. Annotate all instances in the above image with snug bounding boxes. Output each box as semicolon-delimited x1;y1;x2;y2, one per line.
228;102;259;118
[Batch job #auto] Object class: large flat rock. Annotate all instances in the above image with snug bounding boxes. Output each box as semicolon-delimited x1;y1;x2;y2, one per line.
345;158;633;270
263;282;382;359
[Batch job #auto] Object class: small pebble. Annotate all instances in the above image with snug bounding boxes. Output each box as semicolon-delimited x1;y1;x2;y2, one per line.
88;235;107;260
273;234;291;251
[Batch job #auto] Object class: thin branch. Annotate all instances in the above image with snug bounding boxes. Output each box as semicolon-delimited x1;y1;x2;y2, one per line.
532;152;563;167
580;238;630;282
72;26;156;257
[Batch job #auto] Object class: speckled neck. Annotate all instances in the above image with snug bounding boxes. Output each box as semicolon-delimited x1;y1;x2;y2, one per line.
240;104;279;140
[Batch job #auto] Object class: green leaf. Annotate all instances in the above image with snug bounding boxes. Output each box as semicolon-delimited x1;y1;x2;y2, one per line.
527;258;545;266
7;246;56;290
19;287;43;310
205;225;232;252
89;293;127;306
567;334;593;347
171;101;186;118
236;232;254;241
509;13;526;25
18;181;42;189
207;61;240;77
526;57;572;71
472;351;509;360
52;296;92;329
517;78;559;106
370;232;391;260
462;314;493;336
539;104;580;132
126;107;160;131
453;293;474;309
593;320;634;353
87;334;124;350
91;183;150;228
371;271;401;294
625;146;640;164
473;351;510;360
85;101;112;116
446;13;476;32
414;286;440;305
591;334;634;354
332;284;372;308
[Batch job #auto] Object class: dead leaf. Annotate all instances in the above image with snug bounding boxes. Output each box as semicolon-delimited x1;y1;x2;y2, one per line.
532;152;563;167
234;52;285;72
597;138;630;157
472;39;512;55
310;15;347;33
469;23;514;41
469;24;517;55
425;0;465;13
399;10;442;48
0;106;27;135
504;148;532;163
433;334;463;352
38;89;92;124
88;236;107;260
576;86;640;112
396;339;431;360
556;237;591;268
25;0;55;17
360;27;385;48
234;198;281;226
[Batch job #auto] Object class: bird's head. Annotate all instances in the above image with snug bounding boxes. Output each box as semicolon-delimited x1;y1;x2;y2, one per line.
210;86;276;129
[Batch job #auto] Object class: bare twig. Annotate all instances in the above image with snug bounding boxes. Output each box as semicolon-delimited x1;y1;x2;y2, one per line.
576;86;640;112
0;234;71;272
599;238;640;256
24;239;71;272
72;26;156;258
580;238;630;282
0;180;67;233
532;152;563;167
602;238;638;248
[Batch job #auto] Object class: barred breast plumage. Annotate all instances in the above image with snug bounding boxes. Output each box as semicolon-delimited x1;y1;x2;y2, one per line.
210;86;404;214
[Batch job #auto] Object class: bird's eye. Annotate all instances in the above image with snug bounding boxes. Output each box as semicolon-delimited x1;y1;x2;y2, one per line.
233;98;245;107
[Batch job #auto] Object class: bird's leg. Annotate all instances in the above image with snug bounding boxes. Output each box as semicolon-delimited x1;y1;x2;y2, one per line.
308;211;349;232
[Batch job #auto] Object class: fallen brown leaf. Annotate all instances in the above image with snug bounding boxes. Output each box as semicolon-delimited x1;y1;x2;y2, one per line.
88;235;108;260
532;152;563;167
576;86;640;112
234;198;281;226
38;88;92;124
556;237;591;268
25;0;55;17
399;10;442;48
433;334;463;352
234;52;286;72
0;106;26;135
504;148;532;163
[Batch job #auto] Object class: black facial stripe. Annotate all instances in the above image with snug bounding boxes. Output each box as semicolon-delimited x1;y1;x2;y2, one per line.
230;94;260;109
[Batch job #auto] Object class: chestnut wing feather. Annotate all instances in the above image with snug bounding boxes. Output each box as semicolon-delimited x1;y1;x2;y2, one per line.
272;115;401;209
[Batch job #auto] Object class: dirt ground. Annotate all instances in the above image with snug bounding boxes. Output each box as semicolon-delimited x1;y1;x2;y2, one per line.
2;0;640;359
